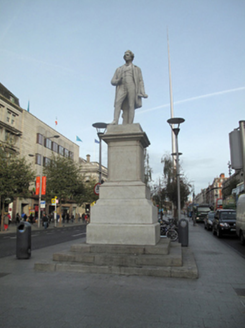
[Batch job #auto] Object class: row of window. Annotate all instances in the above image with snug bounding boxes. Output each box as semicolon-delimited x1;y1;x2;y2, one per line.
36;133;74;159
35;154;52;167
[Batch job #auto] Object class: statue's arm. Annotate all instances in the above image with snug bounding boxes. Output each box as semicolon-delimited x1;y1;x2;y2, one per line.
137;68;148;98
111;67;122;86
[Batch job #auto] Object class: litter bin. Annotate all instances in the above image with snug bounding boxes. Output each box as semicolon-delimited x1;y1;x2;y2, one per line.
178;219;189;247
16;222;31;259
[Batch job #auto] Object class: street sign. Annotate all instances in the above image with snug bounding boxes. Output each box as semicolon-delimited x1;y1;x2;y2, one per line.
40;201;46;208
94;183;101;195
51;198;56;205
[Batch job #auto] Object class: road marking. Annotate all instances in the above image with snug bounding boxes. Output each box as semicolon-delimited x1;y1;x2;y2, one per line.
72;233;86;237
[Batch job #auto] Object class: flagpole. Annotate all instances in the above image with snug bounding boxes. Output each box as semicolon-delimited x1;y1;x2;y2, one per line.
167;30;176;166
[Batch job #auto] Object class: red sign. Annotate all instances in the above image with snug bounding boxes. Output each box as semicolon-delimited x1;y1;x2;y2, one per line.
41;176;46;195
36;177;40;195
36;176;46;195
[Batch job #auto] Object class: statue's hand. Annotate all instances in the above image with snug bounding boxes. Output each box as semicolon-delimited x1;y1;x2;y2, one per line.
138;93;148;99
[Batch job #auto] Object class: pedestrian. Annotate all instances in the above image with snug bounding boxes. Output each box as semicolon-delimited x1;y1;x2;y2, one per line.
66;213;69;224
4;214;9;231
42;213;48;229
16;213;20;225
71;214;74;223
29;213;34;224
82;213;85;223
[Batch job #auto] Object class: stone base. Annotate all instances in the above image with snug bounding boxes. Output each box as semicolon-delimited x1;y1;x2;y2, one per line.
87;222;160;245
86;124;160;246
34;239;199;279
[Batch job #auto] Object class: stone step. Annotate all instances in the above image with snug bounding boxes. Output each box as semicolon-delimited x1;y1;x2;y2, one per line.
69;238;170;255
52;242;181;267
34;248;198;279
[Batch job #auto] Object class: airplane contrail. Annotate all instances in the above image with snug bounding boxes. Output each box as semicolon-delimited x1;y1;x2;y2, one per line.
138;86;245;114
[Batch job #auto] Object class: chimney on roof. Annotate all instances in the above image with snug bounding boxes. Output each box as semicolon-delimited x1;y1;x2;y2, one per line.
86;154;90;163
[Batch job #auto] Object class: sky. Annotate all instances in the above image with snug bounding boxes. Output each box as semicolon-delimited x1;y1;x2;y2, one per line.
1;0;244;196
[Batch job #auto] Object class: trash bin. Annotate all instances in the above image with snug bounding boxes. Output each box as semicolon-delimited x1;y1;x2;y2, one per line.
178;219;189;247
16;222;31;259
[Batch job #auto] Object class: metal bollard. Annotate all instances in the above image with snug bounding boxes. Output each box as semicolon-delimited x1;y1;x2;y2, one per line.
178;219;189;247
16;222;31;259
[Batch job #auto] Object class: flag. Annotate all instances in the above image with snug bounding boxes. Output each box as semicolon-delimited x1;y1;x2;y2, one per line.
27;101;30;112
94;139;100;144
76;136;82;142
55;117;58;125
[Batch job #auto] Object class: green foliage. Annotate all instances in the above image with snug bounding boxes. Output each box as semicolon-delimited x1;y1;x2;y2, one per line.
161;154;191;209
0;150;35;230
0;152;35;201
43;155;98;205
144;149;152;187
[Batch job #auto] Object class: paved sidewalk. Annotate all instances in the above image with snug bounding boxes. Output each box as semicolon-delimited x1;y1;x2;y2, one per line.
0;220;245;328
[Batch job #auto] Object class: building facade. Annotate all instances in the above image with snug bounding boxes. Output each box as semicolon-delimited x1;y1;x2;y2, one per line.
0;83;80;220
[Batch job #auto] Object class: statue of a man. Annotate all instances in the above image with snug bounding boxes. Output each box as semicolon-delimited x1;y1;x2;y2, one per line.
111;50;148;125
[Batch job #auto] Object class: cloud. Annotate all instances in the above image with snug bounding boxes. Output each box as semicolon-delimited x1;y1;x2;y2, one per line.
138;86;245;114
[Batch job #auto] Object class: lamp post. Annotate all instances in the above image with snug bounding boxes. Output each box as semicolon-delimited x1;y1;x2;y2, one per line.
29;134;59;228
167;118;185;223
92;123;107;184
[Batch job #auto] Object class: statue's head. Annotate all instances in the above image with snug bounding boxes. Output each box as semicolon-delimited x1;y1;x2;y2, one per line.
123;50;134;61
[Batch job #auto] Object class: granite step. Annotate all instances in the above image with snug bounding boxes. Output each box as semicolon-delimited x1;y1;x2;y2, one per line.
69;238;170;255
34;247;198;279
52;242;181;267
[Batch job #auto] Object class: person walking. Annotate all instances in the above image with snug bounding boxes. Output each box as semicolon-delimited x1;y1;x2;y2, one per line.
42;213;48;229
4;214;9;231
15;213;20;225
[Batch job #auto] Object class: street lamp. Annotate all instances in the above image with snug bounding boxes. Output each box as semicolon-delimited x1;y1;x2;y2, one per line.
167;117;185;223
92;122;107;184
29;134;60;228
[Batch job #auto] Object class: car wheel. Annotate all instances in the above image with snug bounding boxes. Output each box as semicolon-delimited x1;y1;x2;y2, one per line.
240;232;245;246
217;228;222;238
212;226;216;235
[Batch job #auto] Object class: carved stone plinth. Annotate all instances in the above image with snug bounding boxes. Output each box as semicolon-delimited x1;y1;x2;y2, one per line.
86;124;160;245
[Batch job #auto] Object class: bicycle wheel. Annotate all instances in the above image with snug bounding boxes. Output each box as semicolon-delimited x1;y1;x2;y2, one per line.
166;229;178;242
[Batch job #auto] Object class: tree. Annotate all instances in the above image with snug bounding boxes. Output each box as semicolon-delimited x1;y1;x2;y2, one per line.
43;155;98;210
161;154;191;216
144;149;152;187
0;150;35;230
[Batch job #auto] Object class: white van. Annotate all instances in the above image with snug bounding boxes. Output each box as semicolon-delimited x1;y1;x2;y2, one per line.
236;193;245;245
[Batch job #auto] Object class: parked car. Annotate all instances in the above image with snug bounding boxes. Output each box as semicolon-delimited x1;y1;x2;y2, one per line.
236;194;245;245
204;211;215;230
212;209;236;238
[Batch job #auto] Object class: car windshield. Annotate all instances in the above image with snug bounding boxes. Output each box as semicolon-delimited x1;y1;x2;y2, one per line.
220;212;236;220
198;207;210;213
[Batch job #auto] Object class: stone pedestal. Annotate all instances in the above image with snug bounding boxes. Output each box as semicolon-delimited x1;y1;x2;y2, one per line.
86;124;160;245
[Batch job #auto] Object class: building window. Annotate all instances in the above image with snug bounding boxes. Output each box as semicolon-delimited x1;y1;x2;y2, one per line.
43;157;51;167
45;138;52;149
52;142;58;153
36;154;42;165
69;151;74;159
64;148;69;157
58;145;64;156
37;133;44;145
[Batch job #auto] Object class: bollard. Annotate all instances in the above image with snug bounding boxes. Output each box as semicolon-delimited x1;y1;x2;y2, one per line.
16;222;31;259
178;219;189;247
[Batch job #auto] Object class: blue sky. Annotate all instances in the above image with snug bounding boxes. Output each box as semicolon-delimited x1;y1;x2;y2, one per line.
1;0;244;195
